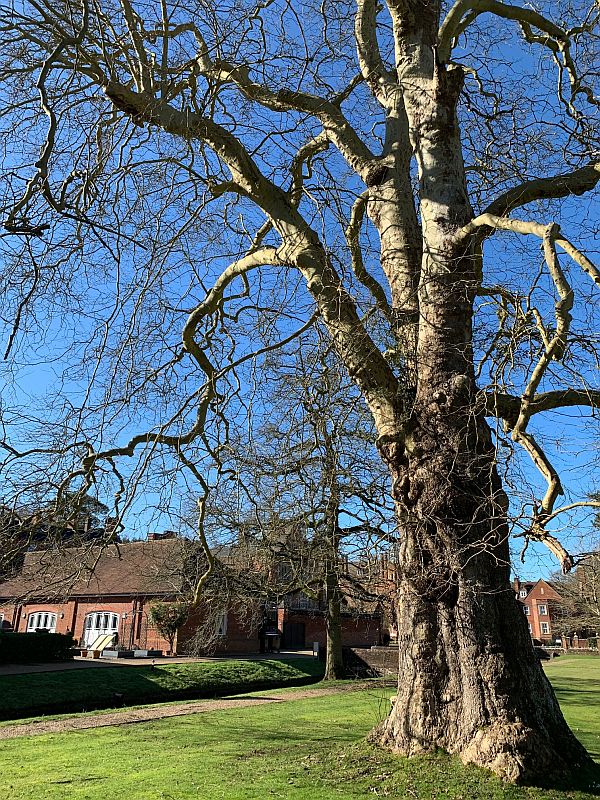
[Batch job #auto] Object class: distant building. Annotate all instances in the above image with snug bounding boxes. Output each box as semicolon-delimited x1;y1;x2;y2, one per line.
513;578;561;644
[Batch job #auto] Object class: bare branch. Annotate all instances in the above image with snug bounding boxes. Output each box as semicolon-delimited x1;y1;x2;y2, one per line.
346;190;394;322
483;164;600;218
355;0;397;106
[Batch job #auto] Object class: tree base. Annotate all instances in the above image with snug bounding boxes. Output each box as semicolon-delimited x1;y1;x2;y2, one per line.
371;705;594;785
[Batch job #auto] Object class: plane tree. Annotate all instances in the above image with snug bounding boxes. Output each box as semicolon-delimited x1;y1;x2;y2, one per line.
0;0;599;783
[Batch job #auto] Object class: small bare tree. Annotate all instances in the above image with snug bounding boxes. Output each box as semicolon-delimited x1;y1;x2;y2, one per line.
553;551;600;639
200;335;395;679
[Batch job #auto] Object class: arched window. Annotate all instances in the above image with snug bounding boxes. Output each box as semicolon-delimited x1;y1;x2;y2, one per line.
27;611;57;632
82;611;119;646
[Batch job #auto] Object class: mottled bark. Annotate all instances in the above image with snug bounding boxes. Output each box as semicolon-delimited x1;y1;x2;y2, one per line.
366;0;594;782
373;390;589;782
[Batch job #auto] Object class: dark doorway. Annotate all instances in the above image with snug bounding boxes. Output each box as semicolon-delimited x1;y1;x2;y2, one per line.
283;621;305;649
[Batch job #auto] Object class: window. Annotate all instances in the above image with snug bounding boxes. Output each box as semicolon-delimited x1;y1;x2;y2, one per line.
26;612;57;632
528;623;532;633
519;589;527;598
540;622;550;635
216;613;227;637
538;604;547;616
523;606;530;615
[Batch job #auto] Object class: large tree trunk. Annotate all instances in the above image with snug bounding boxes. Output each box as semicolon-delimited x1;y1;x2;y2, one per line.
364;2;594;782
373;398;590;783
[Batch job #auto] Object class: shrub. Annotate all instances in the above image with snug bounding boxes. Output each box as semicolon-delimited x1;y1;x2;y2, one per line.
149;602;190;654
0;631;75;664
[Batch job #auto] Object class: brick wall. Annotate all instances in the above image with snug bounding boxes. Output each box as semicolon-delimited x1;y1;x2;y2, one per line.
284;610;382;649
0;597;173;652
178;609;260;655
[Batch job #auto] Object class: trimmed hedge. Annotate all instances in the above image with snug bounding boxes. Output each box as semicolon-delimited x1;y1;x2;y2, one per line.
0;632;75;664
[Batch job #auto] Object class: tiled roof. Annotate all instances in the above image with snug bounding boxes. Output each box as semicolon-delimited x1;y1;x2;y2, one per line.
0;539;194;601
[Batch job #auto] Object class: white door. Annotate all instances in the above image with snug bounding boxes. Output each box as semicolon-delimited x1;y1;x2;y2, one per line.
82;612;119;646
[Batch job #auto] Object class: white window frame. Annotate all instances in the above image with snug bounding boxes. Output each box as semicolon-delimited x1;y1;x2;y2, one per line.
519;589;527;598
523;606;530;615
538;604;547;616
540;621;550;635
27;611;57;633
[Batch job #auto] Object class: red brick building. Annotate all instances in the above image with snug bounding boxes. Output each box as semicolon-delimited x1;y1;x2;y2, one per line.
0;535;383;654
0;537;194;652
514;578;561;644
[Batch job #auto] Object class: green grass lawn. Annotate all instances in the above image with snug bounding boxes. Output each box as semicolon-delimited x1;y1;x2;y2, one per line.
0;658;323;720
544;654;600;761
0;654;598;800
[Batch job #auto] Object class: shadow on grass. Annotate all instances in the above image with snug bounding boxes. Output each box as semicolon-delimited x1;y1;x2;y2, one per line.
528;760;600;796
0;659;325;721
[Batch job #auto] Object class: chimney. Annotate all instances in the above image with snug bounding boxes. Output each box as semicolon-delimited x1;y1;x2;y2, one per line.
147;530;177;541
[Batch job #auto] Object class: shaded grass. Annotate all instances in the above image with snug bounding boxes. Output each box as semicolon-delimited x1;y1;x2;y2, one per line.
0;658;323;720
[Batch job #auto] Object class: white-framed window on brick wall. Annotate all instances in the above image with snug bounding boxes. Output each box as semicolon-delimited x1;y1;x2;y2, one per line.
82;611;119;647
523;606;530;615
27;611;57;632
538;604;547;615
540;622;550;635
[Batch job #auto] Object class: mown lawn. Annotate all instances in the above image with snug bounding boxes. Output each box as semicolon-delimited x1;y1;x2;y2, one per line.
544;654;600;761
0;658;323;720
0;654;599;799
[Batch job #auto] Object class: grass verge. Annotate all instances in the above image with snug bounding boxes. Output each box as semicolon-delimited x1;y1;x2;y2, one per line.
0;657;323;720
0;654;598;799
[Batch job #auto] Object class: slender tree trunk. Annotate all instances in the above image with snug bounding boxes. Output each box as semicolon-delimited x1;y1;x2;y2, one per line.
324;565;345;680
319;395;345;681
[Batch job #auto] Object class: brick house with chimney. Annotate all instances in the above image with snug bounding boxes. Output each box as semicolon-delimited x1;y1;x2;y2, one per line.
0;534;384;654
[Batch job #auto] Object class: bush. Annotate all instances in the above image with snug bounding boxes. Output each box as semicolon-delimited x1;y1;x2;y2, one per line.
0;631;75;664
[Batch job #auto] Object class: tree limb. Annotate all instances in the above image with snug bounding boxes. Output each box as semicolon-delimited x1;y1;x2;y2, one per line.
346;190;394;323
483;164;600;218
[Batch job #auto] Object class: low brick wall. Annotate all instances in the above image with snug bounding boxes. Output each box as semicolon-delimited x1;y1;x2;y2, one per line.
343;645;399;678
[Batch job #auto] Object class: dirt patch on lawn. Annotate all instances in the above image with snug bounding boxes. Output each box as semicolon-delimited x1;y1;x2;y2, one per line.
0;683;390;740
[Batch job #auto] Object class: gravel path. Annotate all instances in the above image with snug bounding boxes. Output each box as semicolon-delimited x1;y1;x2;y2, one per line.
0;684;382;740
